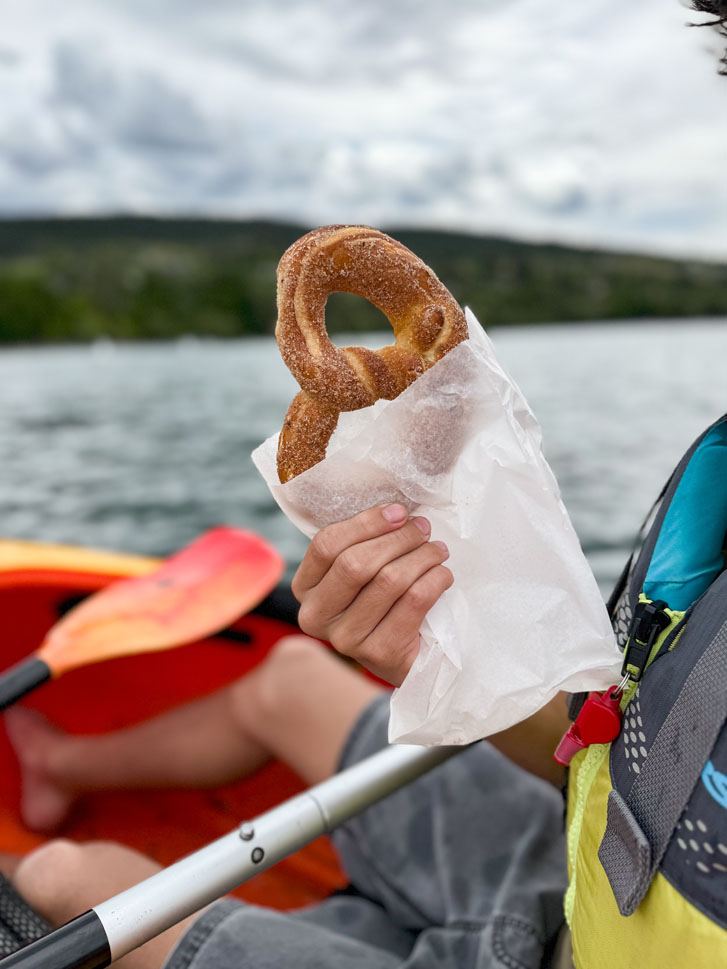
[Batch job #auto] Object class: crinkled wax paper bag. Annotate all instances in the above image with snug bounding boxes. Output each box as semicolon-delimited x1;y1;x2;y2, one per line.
252;310;621;745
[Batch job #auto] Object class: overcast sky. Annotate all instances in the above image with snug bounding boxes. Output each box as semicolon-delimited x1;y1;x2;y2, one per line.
1;0;726;258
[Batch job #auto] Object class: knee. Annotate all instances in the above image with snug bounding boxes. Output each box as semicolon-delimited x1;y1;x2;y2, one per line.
265;634;327;674
15;840;161;928
231;635;327;732
14;839;86;923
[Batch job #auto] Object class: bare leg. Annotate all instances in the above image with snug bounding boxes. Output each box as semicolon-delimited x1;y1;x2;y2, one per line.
12;840;190;969
7;637;385;831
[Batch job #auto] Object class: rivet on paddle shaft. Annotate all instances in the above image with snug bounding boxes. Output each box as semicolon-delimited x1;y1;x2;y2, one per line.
239;822;255;841
252;847;265;864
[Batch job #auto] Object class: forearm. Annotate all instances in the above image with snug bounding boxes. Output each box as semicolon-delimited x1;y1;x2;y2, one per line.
487;692;570;788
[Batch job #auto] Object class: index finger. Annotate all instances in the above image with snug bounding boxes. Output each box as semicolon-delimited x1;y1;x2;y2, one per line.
293;503;410;597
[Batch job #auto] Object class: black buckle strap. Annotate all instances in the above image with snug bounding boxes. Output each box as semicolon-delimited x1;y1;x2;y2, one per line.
621;600;670;683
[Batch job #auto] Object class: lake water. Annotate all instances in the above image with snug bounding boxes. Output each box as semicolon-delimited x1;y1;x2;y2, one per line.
0;318;725;596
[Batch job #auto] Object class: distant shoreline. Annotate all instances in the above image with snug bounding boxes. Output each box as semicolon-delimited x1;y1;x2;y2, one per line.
0;217;724;344
1;315;726;353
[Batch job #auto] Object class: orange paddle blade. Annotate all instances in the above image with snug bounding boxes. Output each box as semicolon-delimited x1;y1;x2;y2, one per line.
38;527;285;676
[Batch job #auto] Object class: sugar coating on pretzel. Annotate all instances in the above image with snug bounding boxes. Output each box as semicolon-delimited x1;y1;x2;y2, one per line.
275;225;468;483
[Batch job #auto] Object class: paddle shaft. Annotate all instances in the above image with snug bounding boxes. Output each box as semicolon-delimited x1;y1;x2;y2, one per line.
0;658;51;712
0;742;470;969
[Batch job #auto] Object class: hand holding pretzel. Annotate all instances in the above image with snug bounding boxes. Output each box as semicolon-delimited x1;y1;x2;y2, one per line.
275;226;468;483
292;503;453;686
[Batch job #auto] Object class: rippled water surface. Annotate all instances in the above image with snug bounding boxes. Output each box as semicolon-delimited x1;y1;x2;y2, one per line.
1;319;725;595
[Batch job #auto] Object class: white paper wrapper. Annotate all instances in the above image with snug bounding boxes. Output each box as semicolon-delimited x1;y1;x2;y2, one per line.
252;310;621;745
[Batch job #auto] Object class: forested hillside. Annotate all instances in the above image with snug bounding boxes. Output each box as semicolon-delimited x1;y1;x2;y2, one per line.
0;218;723;342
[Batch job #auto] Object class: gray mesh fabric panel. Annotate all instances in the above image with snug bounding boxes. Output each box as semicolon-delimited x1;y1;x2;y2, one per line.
0;874;51;957
600;620;727;914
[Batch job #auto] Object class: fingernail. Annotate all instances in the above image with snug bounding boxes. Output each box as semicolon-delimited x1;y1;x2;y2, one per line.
433;540;450;559
382;504;407;523
413;517;431;536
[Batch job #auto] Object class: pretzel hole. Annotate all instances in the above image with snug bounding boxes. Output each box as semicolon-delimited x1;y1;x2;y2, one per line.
324;293;391;346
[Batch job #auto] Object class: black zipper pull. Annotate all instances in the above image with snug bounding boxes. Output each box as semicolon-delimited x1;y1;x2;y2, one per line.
621;599;671;683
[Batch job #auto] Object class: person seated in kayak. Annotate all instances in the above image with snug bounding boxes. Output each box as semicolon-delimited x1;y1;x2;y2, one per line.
2;10;725;969
1;504;571;969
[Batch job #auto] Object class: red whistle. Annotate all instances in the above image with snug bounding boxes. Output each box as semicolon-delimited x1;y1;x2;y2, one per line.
554;687;624;766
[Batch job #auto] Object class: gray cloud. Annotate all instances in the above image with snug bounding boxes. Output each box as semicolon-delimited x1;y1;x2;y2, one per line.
53;42;216;153
0;0;725;256
0;48;21;66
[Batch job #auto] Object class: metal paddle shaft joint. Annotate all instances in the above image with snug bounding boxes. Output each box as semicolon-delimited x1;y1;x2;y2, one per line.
0;742;468;969
95;743;465;960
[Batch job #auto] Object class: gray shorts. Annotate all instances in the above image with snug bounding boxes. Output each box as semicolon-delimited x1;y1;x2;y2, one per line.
166;696;567;969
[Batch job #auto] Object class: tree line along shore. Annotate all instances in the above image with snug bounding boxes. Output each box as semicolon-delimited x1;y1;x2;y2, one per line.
0;217;724;343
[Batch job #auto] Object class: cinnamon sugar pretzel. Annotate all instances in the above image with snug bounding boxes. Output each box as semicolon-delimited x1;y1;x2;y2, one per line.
275;225;468;483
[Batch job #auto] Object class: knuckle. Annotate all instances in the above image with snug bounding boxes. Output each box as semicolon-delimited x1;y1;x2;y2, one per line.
336;548;367;585
328;620;365;660
403;582;430;612
296;601;319;636
437;565;455;589
329;631;355;658
290;571;303;602
310;529;335;564
373;562;403;597
419;543;445;570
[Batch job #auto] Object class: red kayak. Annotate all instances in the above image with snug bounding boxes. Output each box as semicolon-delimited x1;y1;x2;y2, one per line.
0;539;347;909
